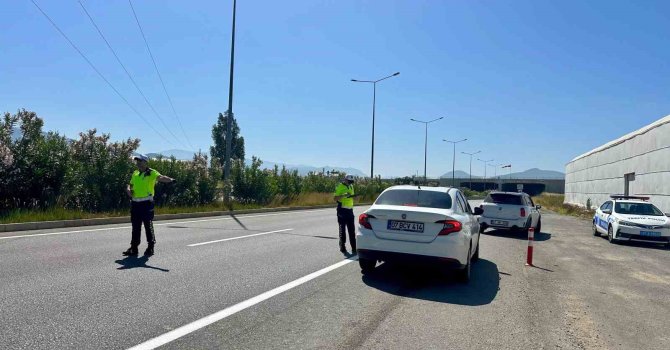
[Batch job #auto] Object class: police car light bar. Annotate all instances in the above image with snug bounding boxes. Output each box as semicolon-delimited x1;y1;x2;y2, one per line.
609;194;650;201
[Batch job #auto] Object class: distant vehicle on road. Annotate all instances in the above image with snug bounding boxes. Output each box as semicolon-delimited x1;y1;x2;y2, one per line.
593;195;670;247
356;185;483;282
478;191;542;234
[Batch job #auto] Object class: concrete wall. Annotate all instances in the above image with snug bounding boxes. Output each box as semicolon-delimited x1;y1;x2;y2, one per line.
565;115;670;212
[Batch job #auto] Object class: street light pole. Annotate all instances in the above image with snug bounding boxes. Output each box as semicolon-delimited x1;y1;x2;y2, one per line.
410;117;444;182
351;72;400;179
461;150;481;190
489;163;503;190
443;138;466;188
223;0;237;206
477;158;494;191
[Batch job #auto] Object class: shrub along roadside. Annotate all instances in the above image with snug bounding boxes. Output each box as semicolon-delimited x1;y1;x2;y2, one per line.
532;193;595;219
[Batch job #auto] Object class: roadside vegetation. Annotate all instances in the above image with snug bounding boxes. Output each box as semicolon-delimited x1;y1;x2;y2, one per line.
533;193;595;219
0;109;390;224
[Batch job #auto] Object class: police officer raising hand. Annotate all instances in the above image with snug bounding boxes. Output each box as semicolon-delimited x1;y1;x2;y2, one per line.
122;154;175;257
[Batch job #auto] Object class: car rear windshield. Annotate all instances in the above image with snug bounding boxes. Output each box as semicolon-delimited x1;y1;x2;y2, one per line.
484;193;523;205
614;202;664;216
375;189;452;209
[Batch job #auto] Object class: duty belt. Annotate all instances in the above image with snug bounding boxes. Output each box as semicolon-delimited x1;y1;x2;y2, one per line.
132;196;154;202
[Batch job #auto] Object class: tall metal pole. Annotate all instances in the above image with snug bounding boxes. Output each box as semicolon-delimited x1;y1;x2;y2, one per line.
410;117;443;183
443;138;466;188
224;0;237;205
477;158;493;190
462;150;481;190
371;82;376;179
351;72;399;179
423;123;428;181
452;143;456;187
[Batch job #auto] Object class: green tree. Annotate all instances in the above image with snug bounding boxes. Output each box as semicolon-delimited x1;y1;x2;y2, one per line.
210;112;245;168
0;109;71;210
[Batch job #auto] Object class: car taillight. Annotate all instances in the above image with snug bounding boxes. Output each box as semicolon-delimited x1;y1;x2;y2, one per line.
520;208;526;217
435;220;462;236
359;213;375;229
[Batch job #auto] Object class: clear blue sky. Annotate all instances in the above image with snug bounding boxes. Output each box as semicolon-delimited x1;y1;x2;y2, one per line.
2;0;670;177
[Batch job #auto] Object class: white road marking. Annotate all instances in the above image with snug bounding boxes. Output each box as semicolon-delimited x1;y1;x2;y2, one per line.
126;257;357;350
187;228;294;247
0;208;333;240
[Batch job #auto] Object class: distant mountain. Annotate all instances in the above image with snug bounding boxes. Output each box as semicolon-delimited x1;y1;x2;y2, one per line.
507;168;565;180
439;168;564;180
440;170;478;179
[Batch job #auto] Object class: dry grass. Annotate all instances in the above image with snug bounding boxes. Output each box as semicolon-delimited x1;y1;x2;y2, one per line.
533;193;595;219
0;192;376;224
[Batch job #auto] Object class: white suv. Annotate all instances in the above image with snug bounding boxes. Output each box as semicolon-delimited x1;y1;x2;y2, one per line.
593;195;670;247
478;191;542;233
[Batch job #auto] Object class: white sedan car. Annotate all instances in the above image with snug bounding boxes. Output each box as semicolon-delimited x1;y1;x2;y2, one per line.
593;195;670;247
356;185;483;282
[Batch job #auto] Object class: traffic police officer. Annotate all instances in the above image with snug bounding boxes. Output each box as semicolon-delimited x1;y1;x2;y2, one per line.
123;154;175;256
333;174;357;255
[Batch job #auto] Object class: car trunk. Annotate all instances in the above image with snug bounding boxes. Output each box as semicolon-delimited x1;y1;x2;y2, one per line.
365;205;451;243
481;203;524;220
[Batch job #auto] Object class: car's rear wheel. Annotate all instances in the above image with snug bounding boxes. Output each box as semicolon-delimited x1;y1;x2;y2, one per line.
359;258;376;274
593;221;600;236
608;225;616;244
457;246;472;283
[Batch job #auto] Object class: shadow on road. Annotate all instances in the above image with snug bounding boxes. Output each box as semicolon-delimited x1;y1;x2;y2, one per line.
484;229;552;241
595;235;670;251
362;259;500;306
115;256;170;272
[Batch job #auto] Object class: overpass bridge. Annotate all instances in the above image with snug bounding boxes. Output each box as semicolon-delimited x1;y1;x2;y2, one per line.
436;177;565;196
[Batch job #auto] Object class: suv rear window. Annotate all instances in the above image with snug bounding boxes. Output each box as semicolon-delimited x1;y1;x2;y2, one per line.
484;193;523;205
375;189;452;209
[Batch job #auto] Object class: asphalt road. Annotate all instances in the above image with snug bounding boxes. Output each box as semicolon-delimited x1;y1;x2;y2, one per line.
1;202;669;349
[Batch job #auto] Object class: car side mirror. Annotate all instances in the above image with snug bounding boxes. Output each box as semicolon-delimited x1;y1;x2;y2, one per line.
603;209;612;215
536;205;542;210
666;213;670;217
473;207;484;216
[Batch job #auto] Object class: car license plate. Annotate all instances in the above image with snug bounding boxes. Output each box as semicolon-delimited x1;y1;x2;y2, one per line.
387;220;424;233
491;220;509;226
640;231;661;237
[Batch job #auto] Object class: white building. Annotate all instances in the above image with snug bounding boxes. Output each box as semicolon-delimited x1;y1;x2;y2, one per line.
565;115;670;212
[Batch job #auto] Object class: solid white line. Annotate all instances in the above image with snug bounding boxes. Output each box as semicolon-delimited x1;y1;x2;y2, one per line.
187;229;294;247
126;257;357;350
0;208;333;240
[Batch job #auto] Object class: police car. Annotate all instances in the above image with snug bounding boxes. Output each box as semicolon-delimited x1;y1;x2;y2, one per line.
593;195;670;247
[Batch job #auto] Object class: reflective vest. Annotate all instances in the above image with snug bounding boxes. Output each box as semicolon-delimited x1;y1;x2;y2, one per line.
130;168;161;200
334;182;354;209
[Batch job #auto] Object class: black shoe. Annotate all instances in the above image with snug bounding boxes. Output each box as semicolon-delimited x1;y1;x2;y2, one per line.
350;249;357;255
144;246;154;256
122;247;138;256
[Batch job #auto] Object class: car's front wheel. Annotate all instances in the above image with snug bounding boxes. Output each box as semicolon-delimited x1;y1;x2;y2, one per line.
536;217;542;233
608;225;617;244
359;258;376;274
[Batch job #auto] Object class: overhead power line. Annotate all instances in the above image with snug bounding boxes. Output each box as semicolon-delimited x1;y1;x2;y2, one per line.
128;0;194;151
29;0;172;145
78;1;186;149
